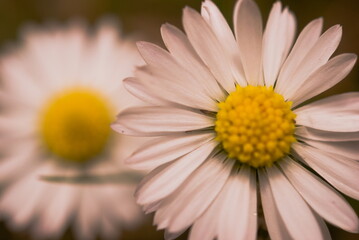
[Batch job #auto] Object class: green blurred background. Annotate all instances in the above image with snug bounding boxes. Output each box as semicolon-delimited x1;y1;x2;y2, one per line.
0;0;358;239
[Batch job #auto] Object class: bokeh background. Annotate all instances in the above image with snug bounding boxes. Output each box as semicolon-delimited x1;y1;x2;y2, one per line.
0;0;358;239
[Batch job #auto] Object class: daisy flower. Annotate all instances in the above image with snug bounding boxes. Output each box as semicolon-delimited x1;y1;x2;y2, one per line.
112;0;359;239
0;19;144;240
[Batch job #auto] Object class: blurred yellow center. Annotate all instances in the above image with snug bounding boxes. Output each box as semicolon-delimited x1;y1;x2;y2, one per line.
215;85;296;168
40;89;113;163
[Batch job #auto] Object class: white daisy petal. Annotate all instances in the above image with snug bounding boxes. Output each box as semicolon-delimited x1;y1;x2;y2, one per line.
126;132;214;170
296;126;359;142
113;106;214;136
295;92;359;113
95;184;141;227
1;179;46;231
189;166;258;240
0;143;39;183
182;7;236;93
189;193;220;240
263;2;296;86
160;23;225;100
301;139;359;160
100;216;120;240
265;165;326;240
0;54;48;109
83;22;140;94
0;162;55;231
168;158;233;234
34;184;79;239
0;113;37;137
108;1;358;239
134;65;218;111
275;17;323;94
201;0;246;86
283;8;296;63
142;201;161;215
258;169;292;240
75;187;102;240
280;24;342;99
164;228;186;240
217;166;257;240
123;77;169;105
115;188;142;226
201;0;237;59
137;41;218;104
295;92;359;132
154;154;233;233
0;21;145;240
279;158;359;233
291;53;357;106
234;0;263;86
294;142;359;200
135;140;217;205
4;185;43;231
313;213;332;240
262;2;282;86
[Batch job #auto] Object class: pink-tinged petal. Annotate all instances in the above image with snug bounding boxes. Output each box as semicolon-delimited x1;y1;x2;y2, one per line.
191;167;257;240
295;126;359;142
0;55;48;109
295;92;359;113
0;162;56;231
134;65;218;111
136;42;217;111
276;18;323;94
313;213;332;240
265;165;326;240
0;142;39;182
112;106;214;136
280;158;359;233
135;140;217;205
99;216;120;240
263;2;296;86
1;182;41;230
123;77;169;106
293;142;359;200
258;169;292;240
164;228;186;240
291;54;357;106
217;166;257;240
160;23;225;101
167;157;233;234
234;0;263;86
33;184;79;239
0;113;37;137
183;7;236;93
189;188;221;240
126;132;214;170
301;138;359;160
153;154;233;233
201;0;246;86
295;92;359;132
74;187;101;240
279;25;342;99
98;185;142;226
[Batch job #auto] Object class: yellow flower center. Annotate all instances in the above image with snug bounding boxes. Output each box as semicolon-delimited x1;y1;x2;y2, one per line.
40;89;113;163
215;85;296;168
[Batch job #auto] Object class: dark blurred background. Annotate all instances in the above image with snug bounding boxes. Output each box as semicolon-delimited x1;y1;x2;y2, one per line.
0;0;358;239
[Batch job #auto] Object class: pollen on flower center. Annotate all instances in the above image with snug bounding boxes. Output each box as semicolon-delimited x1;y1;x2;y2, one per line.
40;89;113;163
215;85;296;168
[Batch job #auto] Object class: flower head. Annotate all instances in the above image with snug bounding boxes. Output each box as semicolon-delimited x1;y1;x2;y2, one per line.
113;0;359;239
0;19;144;240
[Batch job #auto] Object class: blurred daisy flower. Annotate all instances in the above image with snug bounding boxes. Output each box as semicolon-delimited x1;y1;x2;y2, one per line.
113;0;359;239
0;19;145;240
